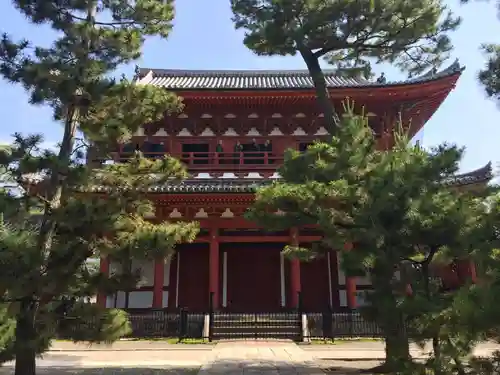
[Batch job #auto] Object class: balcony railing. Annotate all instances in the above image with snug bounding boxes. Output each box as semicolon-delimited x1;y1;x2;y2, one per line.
112;152;284;171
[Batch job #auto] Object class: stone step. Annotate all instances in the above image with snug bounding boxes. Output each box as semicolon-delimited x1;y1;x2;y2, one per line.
213;326;300;333
212;314;300;321
213;325;300;330
211;332;301;340
213;319;300;324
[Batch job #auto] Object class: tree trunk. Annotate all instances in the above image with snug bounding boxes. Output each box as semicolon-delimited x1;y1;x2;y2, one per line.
14;302;38;375
36;109;77;256
36;0;96;273
298;47;338;135
422;263;442;363
385;318;410;366
367;270;410;373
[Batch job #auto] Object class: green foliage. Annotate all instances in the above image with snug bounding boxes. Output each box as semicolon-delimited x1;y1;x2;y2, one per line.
231;0;460;132
0;305;16;363
0;1;193;372
0;140;199;365
248;105;496;369
57;304;131;343
478;44;500;102
231;0;459;76
460;0;500;103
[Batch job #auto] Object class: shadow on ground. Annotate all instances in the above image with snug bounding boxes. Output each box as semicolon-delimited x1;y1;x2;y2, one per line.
198;359;382;374
316;360;383;373
0;367;200;375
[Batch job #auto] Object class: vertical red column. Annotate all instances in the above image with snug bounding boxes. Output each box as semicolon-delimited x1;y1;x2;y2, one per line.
97;256;110;308
457;259;477;284
209;227;220;309
345;277;357;309
344;242;357;309
289;228;301;309
152;258;165;308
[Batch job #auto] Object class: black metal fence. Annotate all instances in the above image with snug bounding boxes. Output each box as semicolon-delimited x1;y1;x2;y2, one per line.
304;312;383;341
57;309;387;342
57;309;208;342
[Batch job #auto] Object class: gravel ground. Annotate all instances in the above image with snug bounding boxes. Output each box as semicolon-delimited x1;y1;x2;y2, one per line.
0;367;200;375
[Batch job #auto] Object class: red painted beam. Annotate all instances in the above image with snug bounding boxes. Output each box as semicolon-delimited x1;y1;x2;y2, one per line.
193;235;321;243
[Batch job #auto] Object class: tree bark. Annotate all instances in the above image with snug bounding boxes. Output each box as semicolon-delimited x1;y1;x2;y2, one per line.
16;4;97;374
422;261;444;375
35;0;96;290
14;301;38;375
298;47;338;135
366;271;410;373
36;108;78;257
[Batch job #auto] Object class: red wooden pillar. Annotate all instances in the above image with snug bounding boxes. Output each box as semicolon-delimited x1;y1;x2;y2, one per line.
97;256;110;307
209;227;220;309
152;258;165;308
289;228;301;309
457;259;477;284
344;242;357;309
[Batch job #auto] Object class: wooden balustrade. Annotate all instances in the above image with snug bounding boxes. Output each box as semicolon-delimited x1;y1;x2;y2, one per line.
93;151;285;171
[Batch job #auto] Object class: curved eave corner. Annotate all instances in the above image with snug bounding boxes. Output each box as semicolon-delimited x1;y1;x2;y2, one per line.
444;162;493;187
133;59;464;91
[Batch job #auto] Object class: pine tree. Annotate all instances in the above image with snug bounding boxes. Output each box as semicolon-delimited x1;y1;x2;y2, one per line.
230;0;460;132
0;137;199;374
437;193;500;375
477;44;500;101
247;105;493;371
0;2;197;374
461;0;500;102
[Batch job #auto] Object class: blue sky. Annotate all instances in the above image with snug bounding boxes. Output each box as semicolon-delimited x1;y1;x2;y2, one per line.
0;0;498;174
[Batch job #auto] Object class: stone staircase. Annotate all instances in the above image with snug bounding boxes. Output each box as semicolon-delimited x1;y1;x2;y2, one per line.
210;312;302;341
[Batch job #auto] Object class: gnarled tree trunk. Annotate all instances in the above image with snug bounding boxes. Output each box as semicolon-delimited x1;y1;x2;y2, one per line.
298;47;338;135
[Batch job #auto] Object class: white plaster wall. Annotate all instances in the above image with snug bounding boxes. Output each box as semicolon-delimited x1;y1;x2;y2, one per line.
106;259;169;308
163;258;171;287
338;289;372;307
106;291;126;308
105;291;154;308
109;259;155;287
128;291;153;308
132;259;154;287
162;291;169;308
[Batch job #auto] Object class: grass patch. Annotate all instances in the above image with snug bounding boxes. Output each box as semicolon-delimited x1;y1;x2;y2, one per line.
53;337;210;344
126;337;210;344
309;337;383;345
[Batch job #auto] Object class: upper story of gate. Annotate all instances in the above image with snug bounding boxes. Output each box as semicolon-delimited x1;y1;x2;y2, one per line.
96;61;463;178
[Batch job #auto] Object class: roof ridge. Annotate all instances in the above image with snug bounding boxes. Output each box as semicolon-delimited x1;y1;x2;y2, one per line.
138;68;346;77
135;60;463;90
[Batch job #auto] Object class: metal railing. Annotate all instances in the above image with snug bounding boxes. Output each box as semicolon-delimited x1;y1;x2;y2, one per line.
113;151;283;170
54;309;392;342
207;291;302;341
56;309;207;342
304;311;384;341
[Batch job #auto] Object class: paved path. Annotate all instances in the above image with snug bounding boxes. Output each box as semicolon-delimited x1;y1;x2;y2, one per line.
49;339;500;359
1;349;208;369
199;341;324;375
302;341;500;360
1;340;499;375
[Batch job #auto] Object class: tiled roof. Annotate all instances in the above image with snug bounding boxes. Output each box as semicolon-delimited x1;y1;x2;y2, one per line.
135;60;463;90
443;162;493;186
85;179;272;193
84;162;492;193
